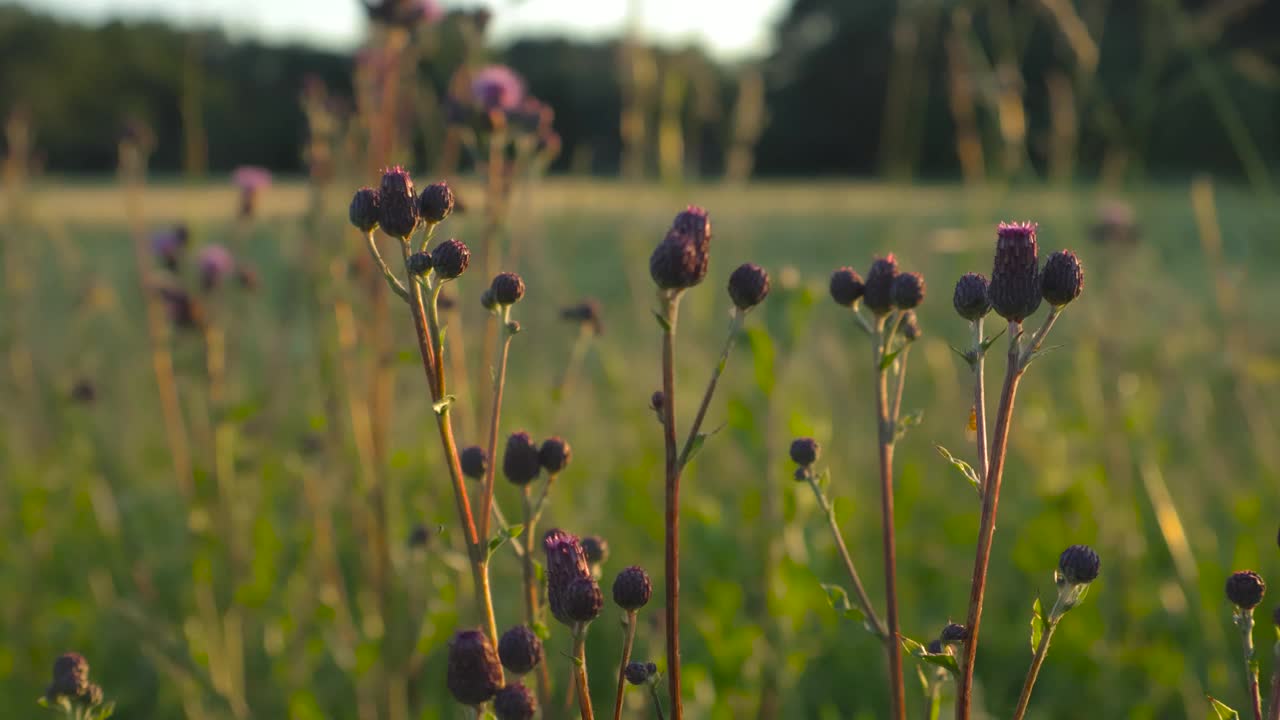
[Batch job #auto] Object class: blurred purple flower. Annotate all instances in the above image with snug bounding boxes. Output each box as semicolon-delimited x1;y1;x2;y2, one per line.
150;225;189;271
198;244;236;292
471;65;525;111
232;166;272;218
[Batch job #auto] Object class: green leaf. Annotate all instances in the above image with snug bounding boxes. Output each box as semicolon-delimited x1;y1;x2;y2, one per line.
935;444;982;495
1030;597;1044;653
532;620;550;640
652;310;671;332
819;583;869;630
1207;695;1240;720
919;651;960;676
431;395;456;416
949;344;975;370
1024;343;1065;368
487;524;524;560
880;348;903;371
981;326;1007;353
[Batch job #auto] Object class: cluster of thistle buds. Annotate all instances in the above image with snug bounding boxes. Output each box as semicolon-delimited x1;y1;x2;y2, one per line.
1214;528;1278;720
951;222;1084;331
39;652;112;719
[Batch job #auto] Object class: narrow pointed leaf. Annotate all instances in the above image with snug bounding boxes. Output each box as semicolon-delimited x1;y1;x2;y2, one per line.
935;444;982;495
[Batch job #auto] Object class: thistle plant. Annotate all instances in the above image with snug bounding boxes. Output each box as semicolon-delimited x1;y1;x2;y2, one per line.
612;565;653;720
546;529;605;719
1221;570;1268;720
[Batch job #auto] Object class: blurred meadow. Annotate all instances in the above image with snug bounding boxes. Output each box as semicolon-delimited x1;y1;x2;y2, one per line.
3;2;1280;720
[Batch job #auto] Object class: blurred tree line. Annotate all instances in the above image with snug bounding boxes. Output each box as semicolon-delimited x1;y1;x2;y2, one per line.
1;0;1277;181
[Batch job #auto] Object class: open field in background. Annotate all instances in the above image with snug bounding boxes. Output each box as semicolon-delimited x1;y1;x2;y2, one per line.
3;178;1280;718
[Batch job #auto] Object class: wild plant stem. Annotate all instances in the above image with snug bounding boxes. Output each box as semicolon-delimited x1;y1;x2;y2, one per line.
677;309;744;468
872;315;906;720
1266;648;1280;720
1238;610;1263;720
649;684;667;720
971;318;989;485
659;291;685;720
890;345;911;424
956;321;1025;719
805;475;886;638
612;612;639;720
1011;618;1058;720
479;307;514;541
573;624;596;720
521;486;553;710
927;683;942;720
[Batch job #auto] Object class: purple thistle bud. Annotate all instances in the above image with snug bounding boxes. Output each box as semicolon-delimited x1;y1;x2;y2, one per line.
493;682;538;720
377;166;420;238
624;662;654;686
446;629;503;706
538;436;572;475
829;267;865;307
460;445;487;480
491;272;526;305
349;187;381;232
650;391;665;414
953;273;991;321
989;222;1042;323
406;251;433;277
564;576;604;622
430;239;470;279
471;65;525;111
863;255;899;315
940;623;968;644
891;271;926;310
789;438;820;467
671;205;712;252
728;262;771;310
503;431;542;485
47;652;90;700
650;229;708;290
1057;544;1100;585
613;566;652;611
498;625;543;675
198;244;236;292
418;181;454;224
1041;249;1084;307
1226;570;1266;610
544;529;595;626
581;535;608;566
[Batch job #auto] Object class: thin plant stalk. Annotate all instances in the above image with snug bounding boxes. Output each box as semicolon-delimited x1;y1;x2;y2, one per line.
520;485;554;709
1236;609;1264;720
970;317;989;485
658;291;685;720
479;305;515;541
677;309;744;467
612;611;639;720
805;475;886;637
871;314;906;720
1266;646;1280;720
573;624;596;720
1010;612;1060;720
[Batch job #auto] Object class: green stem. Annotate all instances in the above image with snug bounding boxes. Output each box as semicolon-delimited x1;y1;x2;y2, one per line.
649;684;667;720
677;309;744;468
805;476;886;638
1011;618;1058;720
363;231;410;301
872;314;906;720
970;317;989;486
612;612;638;720
1238;609;1263;720
479;305;515;541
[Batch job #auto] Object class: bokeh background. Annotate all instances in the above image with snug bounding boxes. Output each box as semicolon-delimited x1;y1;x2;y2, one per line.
2;1;1279;718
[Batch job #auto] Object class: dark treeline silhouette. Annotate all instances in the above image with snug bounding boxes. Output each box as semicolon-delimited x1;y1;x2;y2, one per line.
1;1;1277;180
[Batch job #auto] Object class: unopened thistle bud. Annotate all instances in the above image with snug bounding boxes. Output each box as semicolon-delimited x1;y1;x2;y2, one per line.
544;529;595;625
480;288;497;310
989;222;1042;323
46;652;90;700
940;623;968;645
491;272;525;305
789;438;820;467
625;662;656;686
613;566;652;611
1226;570;1266;610
926;639;944;655
538;436;571;474
406;251;433;277
503;432;542;485
650;391;664;413
460;445;487;480
1057;544;1100;585
1041;249;1084;307
418;181;455;224
407;524;430;548
953;273;991;321
891;271;925;309
377;166;420;238
863;255;900;315
829;267;865;307
565;577;603;623
498;625;543;675
901;311;921;342
446;629;503;706
581;535;608;566
493;683;537;720
349;187;380;232
672;205;711;251
430;239;470;279
728;263;770;310
650;229;708;290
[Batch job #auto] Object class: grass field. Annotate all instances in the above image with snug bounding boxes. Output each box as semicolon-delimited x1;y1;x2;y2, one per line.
3;177;1279;719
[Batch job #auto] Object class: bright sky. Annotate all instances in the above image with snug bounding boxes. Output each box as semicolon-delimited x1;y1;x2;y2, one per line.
25;0;788;58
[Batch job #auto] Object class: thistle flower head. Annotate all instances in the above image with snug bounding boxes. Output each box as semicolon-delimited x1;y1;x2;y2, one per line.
650;391;665;413
953;273;991;321
926;639;944;654
1226;570;1266;610
989;222;1042;322
198;244;236;292
650;229;708;290
789;437;820;467
349;187;380;232
430;239;470;279
581;535;609;566
418;181;454;224
460;445;487;480
471;65;525;111
232;165;272;193
544;529;596;626
493;682;537;720
491;272;526;306
613;565;652;611
406;251;433;277
625;662;656;686
535;436;570;475
940;623;968;645
1041;249;1084;307
565;576;604;622
498;625;543;675
829;267;865;307
446;629;503;706
47;652;90;700
1057;544;1100;585
672;205;711;248
728;262;770;310
376;166;420;238
891;271;925;310
863;255;900;315
503;431;542;485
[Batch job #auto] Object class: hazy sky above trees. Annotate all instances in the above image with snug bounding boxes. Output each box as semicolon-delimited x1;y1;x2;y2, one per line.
26;0;787;57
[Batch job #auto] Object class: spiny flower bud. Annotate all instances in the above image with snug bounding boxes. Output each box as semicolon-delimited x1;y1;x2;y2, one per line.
446;629;503;706
503;432;542;485
491;272;525;305
377;166;420;238
789;438;820;467
430;239;470;279
613;566;652;611
891;271;925;309
47;652;90;700
650;229;708;290
926;639;944;655
406;251;433;277
349;187;380;232
728;263;770;310
625;662;657;686
493;683;537;720
940;623;968;644
989;222;1042;323
418;181;455;224
498;625;543;675
538;437;572;475
863;255;900;315
1041;249;1084;307
544;529;594;626
581;535;608;566
1226;570;1266;610
953;273;991;321
565;577;603;622
901;311;921;342
1057;544;1100;585
672;205;711;246
460;445;487;480
829;267;865;307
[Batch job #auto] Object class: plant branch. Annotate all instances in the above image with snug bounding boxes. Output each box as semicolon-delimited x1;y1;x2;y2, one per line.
612;611;639;720
806;475;886;638
573;623;596;720
1237;609;1264;720
1011;617;1058;720
479;305;515;541
659;291;685;720
971;317;989;486
363;231;410;301
872;314;906;720
677;309;745;468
